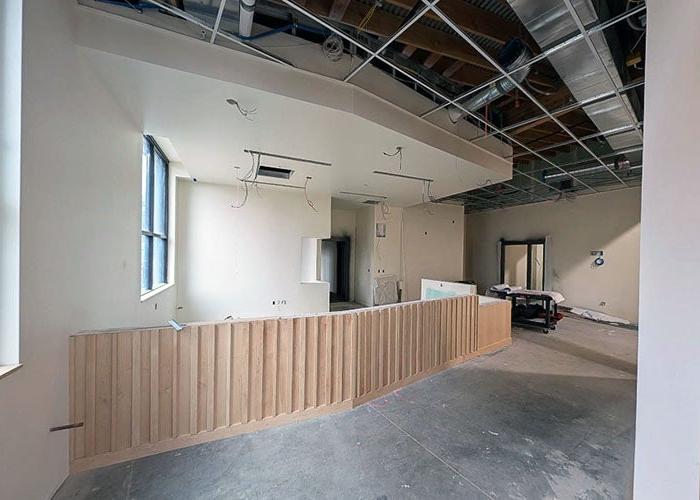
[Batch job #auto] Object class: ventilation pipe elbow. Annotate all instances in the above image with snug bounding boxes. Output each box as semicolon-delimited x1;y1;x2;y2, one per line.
448;39;532;122
239;0;256;38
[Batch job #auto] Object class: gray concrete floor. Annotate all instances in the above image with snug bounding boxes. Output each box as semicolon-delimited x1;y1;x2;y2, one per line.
55;316;637;499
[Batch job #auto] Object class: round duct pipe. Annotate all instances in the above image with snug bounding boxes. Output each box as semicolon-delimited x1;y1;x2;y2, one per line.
448;39;532;121
239;0;256;38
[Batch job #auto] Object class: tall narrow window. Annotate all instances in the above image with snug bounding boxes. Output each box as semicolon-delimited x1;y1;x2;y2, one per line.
141;136;169;294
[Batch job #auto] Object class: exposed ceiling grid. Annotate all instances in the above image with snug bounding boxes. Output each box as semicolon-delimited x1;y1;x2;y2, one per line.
79;0;646;212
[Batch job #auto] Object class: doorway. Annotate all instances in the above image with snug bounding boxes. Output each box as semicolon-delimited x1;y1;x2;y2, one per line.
321;237;351;302
500;239;546;290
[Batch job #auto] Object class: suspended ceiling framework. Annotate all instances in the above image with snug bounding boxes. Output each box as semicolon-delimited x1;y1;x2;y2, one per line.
79;0;645;212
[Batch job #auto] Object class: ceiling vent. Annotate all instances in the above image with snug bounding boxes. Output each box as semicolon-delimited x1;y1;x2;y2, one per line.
362;199;382;205
257;165;294;180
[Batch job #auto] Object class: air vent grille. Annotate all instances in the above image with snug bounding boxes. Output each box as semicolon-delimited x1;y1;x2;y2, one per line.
257;165;294;179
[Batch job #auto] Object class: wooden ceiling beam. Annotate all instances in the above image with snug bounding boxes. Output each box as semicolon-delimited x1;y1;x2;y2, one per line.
274;0;555;86
328;0;352;20
401;45;417;57
382;0;522;46
442;60;464;78
423;53;442;69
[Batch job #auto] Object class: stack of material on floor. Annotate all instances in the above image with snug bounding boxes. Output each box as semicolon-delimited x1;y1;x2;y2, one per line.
488;284;565;304
374;275;398;305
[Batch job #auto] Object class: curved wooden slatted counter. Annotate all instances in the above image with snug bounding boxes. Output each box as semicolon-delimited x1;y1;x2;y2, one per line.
69;295;510;472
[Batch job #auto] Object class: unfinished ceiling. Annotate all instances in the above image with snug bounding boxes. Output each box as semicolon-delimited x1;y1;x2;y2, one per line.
78;0;646;211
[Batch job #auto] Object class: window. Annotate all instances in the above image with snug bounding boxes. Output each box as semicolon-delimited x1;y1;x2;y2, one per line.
141;136;169;294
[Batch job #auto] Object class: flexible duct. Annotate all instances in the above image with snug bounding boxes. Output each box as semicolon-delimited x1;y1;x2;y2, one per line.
239;0;256;38
448;38;531;122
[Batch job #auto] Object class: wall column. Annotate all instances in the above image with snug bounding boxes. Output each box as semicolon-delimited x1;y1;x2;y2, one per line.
634;1;700;497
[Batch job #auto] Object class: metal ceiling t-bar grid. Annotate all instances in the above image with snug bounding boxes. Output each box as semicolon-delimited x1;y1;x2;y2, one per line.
142;0;644;204
561;0;645;143
423;0;629;188
472;79;645;143
419;3;647;120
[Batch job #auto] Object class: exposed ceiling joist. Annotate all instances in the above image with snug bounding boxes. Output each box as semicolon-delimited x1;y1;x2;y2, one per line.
401;44;417;57
327;0;351;20
423;52;441;69
442;59;464;78
292;0;554;87
382;0;522;45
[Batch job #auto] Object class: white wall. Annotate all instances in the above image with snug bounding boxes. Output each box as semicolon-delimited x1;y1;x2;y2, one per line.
330;209;357;301
634;1;700;497
175;181;330;321
467;188;641;323
402;204;465;302
356;203;465;304
354;207;375;306
0;2;178;498
0;0;21;366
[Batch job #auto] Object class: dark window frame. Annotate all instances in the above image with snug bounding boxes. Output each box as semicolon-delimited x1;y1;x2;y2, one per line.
141;136;169;294
499;238;546;290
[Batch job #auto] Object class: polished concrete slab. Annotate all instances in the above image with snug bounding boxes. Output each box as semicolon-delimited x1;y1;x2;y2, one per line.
55;316;637;499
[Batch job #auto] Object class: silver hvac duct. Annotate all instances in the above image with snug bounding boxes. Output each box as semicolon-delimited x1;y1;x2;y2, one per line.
507;0;642;164
239;0;256;37
448;39;532;122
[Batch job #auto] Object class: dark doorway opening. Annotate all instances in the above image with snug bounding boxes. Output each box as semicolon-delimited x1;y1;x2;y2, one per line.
321;237;351;302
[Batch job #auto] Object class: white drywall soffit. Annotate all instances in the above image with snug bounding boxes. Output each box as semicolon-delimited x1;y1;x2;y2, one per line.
73;8;512;207
634;1;700;498
74;4;512;162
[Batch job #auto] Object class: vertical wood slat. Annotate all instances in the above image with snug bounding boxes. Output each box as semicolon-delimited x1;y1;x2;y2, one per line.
249;321;264;422
214;323;231;428
70;295;495;468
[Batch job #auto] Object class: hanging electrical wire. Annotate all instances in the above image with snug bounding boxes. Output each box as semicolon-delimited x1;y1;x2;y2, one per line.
322;34;344;62
383;146;403;171
358;0;382;31
304;176;318;213
421;180;434;215
226;98;257;120
379;200;391;220
231;152;260;209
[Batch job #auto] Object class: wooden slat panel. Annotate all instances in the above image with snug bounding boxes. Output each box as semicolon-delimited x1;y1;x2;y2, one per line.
158;328;175;440
263;320;278;418
231;322;250;425
188;327;198;435
305;317;318;409
343;313;353;402
292;318;306;411
249;321;264;422
95;333;112;454
85;334;97;457
138;331;150;446
176;327;191;436
72;336;85;460
115;332;132;451
278;318;293;414
478;301;512;350
214;323;231;428
69;295;505;471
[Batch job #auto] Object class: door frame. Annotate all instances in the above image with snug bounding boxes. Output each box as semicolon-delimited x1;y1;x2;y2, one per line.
499;238;546;290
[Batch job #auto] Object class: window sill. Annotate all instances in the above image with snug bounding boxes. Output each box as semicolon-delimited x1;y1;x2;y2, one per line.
141;282;175;302
0;363;22;381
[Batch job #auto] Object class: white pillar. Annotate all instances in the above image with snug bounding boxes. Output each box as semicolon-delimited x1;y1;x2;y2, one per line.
634;1;700;497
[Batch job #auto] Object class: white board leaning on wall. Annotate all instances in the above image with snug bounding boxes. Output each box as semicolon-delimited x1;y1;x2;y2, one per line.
421;279;477;300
